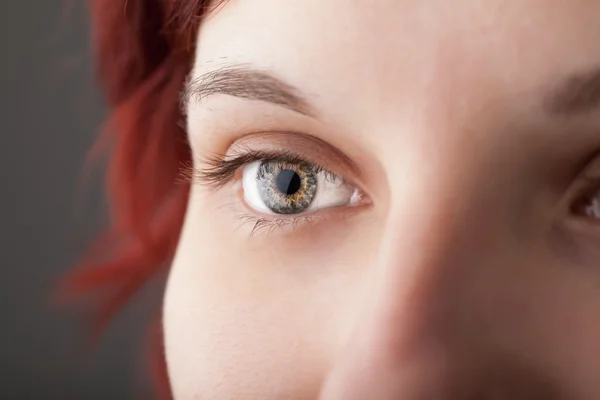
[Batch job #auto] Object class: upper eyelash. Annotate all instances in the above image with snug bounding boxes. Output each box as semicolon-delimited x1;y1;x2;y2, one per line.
188;149;335;188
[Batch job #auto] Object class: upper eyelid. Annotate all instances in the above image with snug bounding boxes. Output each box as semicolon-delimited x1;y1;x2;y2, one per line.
191;131;365;188
192;149;342;189
234;132;361;172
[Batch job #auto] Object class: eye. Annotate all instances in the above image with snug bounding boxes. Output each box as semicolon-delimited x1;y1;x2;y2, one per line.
574;183;600;219
241;160;363;215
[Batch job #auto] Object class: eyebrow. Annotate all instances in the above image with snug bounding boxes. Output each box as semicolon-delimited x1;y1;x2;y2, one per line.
544;67;600;117
183;63;600;119
182;64;315;117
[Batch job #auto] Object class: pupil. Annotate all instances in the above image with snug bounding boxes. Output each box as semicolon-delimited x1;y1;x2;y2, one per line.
276;169;301;195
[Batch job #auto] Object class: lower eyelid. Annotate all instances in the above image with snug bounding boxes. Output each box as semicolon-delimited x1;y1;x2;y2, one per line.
225;180;356;233
224;188;323;235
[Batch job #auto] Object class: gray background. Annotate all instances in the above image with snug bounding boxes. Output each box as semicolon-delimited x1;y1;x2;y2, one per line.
1;2;164;399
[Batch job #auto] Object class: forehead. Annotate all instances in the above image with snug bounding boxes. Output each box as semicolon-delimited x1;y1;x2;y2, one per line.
193;1;600;127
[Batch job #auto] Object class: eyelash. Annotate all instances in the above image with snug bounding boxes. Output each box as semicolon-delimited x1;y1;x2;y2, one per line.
193;149;336;188
187;146;600;236
190;149;346;235
232;212;322;236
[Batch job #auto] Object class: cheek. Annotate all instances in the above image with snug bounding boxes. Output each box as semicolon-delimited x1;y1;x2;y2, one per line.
162;200;374;399
163;271;326;399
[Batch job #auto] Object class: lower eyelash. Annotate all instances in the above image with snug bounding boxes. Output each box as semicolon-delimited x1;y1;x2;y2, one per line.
215;198;320;236
235;213;320;236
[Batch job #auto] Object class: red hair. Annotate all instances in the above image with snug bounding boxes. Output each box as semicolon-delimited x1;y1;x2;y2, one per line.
61;1;225;397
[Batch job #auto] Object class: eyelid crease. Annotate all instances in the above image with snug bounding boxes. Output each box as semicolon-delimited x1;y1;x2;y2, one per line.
186;131;365;190
234;131;363;179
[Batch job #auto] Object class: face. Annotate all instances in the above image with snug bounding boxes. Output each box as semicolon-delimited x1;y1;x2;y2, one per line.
163;1;600;398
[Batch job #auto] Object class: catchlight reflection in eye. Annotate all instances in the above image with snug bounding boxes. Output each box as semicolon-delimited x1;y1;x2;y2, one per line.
241;160;362;215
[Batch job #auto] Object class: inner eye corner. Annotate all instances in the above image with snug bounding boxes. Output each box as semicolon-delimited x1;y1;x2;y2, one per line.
565;176;600;221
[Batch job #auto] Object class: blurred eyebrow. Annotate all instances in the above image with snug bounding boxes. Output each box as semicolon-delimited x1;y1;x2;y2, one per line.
544;67;600;116
182;64;315;117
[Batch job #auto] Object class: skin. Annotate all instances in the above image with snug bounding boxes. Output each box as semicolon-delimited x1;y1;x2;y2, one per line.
163;0;600;398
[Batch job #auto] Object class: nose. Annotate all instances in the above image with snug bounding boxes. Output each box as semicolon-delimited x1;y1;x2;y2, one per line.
318;174;558;399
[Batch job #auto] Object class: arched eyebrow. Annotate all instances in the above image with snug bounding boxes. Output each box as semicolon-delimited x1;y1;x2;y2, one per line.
181;64;316;117
544;67;600;117
183;63;600;119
